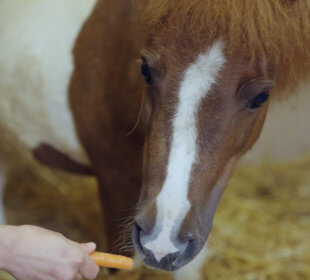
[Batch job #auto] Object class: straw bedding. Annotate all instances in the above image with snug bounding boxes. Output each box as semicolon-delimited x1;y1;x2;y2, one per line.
0;151;309;280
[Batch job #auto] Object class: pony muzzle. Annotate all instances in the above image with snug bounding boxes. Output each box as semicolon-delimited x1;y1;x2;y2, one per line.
132;221;203;271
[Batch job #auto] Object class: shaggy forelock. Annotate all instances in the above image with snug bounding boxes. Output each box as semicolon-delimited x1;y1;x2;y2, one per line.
133;0;310;95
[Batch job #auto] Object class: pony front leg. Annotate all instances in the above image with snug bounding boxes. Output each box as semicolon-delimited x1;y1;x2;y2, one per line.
173;244;208;280
0;162;7;224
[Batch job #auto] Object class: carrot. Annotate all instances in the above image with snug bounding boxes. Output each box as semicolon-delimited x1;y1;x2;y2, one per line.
90;252;133;270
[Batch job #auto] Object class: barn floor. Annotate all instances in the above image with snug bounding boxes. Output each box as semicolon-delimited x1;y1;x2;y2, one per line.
0;153;310;280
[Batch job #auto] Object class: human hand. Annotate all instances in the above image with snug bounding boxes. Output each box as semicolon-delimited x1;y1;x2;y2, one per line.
0;225;99;280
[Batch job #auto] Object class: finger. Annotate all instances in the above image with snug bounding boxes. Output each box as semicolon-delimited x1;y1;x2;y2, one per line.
80;242;96;254
76;272;83;280
79;254;100;280
67;239;82;248
67;239;96;254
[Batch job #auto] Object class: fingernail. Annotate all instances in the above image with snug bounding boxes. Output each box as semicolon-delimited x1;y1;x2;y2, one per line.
83;242;96;252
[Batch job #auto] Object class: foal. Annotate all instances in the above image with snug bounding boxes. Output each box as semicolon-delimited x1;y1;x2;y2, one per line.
0;0;308;280
70;0;309;279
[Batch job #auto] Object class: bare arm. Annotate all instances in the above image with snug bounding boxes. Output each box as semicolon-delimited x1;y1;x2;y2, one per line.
0;225;99;280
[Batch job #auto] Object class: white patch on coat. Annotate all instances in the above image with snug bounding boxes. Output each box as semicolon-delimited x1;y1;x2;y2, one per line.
144;41;226;261
0;0;97;162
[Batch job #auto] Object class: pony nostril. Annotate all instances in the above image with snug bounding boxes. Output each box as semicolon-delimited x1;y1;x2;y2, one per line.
134;221;141;232
133;222;142;238
133;220;148;238
172;239;201;269
132;222;142;244
133;221;149;251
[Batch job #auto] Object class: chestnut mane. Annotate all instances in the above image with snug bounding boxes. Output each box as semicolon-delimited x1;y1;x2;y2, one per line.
133;0;310;96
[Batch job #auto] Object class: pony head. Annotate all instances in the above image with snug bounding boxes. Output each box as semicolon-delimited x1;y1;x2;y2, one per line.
132;0;310;271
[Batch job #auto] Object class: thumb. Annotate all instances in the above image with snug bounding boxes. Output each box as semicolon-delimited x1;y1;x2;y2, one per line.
80;242;96;254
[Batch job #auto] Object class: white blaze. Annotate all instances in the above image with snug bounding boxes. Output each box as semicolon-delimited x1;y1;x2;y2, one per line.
144;40;226;262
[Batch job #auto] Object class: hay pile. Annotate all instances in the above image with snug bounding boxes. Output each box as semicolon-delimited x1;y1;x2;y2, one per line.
205;157;310;280
0;153;309;280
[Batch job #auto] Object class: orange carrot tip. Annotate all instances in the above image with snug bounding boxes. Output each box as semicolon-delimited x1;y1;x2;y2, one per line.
90;252;133;270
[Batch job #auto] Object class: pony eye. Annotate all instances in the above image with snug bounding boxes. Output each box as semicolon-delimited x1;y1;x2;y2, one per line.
247;92;270;109
141;57;152;85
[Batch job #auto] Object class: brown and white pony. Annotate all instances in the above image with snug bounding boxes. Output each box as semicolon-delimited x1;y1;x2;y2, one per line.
0;0;309;279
